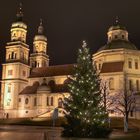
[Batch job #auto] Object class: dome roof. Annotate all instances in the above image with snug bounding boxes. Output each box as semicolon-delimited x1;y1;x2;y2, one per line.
34;35;47;42
108;25;126;32
98;40;137;52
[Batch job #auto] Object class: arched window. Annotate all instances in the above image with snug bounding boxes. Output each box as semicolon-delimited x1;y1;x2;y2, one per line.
34;97;37;106
109;78;114;90
51;97;53;106
47;97;49;106
8;85;11;93
58;98;63;108
19;98;21;102
115;35;118;38
136;80;139;91
14;53;17;59
35;61;37;67
25;98;29;104
8;54;11;59
129;80;133;91
135;60;138;69
128;59;132;69
122;35;125;39
11;52;14;59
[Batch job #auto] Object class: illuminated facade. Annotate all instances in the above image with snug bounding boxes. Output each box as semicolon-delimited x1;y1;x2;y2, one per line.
0;5;71;118
0;6;140;119
93;19;140;119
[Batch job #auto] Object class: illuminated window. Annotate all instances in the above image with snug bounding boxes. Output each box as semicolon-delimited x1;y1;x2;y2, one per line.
109;78;114;90
136;80;139;91
8;70;13;76
135;61;138;69
128;59;132;69
129;80;133;90
25;98;29;104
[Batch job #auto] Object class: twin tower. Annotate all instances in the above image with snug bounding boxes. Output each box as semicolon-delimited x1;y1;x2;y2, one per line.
1;4;49;110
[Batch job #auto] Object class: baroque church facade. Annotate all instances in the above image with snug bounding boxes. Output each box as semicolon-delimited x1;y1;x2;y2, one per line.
0;6;140;119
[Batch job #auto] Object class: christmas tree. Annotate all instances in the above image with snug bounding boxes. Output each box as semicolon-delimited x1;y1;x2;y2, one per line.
63;40;110;138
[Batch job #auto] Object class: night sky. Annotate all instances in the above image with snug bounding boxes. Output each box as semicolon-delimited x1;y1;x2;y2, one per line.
0;0;140;66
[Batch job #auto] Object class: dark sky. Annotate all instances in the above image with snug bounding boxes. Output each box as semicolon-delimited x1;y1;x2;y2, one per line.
0;0;140;66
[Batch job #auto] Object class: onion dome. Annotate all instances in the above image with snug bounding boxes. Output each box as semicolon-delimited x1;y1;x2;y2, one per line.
34;19;47;42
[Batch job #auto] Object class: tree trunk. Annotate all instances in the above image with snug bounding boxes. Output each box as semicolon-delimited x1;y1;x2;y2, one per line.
124;115;128;133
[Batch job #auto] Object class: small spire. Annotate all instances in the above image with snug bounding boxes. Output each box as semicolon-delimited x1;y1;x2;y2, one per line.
82;40;87;48
16;2;23;21
38;18;44;34
115;16;119;25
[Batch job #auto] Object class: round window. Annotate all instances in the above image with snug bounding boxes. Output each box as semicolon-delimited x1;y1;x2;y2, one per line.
25;98;29;104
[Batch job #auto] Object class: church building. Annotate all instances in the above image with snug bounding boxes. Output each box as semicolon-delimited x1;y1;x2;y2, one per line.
0;6;140;119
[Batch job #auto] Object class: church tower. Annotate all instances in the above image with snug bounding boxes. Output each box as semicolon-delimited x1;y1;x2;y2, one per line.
1;4;30;117
30;19;49;68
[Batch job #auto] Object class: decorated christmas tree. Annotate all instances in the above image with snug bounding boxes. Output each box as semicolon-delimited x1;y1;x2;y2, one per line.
63;41;110;138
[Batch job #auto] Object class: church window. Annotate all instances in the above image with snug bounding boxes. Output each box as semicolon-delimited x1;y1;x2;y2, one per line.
8;85;11;93
37;62;40;67
14;53;17;59
122;35;125;39
128;59;132;69
19;98;21;102
115;35;118;39
58;98;63;108
98;64;101;70
135;61;138;69
51;97;53;106
130;110;134;117
109;78;114;90
34;97;37;106
8;54;11;59
110;110;114;114
47;97;49;106
11;52;14;59
129;80;133;90
8;70;13;76
35;61;37;67
22;71;26;77
136;80;139;91
25;98;29;104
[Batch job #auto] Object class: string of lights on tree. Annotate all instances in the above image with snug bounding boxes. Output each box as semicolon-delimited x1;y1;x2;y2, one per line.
63;40;108;137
